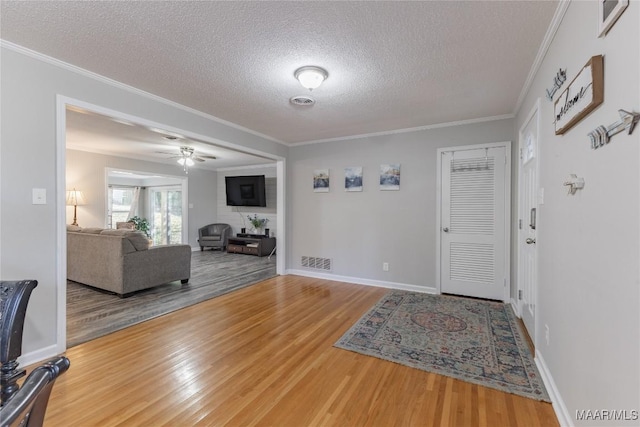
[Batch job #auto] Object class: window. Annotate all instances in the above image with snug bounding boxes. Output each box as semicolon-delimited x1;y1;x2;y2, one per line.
107;186;137;228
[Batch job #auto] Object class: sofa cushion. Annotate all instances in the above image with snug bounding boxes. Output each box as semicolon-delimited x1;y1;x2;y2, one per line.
200;235;221;240
100;229;150;251
80;227;104;234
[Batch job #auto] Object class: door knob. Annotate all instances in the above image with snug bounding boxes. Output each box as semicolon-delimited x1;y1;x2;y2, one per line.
526;238;536;244
443;227;449;232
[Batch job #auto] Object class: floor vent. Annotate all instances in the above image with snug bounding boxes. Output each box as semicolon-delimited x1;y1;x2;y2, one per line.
301;256;332;271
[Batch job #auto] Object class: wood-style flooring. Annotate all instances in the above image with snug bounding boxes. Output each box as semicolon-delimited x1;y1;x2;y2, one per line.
45;275;558;426
67;250;276;347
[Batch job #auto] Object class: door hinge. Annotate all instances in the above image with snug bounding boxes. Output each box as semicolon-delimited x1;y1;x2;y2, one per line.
518;290;523;300
519;148;523;160
519;219;522;229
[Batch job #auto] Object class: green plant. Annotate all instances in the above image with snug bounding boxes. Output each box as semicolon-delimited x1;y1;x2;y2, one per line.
129;216;151;238
247;214;268;230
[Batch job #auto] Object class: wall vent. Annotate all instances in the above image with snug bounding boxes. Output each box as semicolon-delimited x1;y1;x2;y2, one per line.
301;256;332;271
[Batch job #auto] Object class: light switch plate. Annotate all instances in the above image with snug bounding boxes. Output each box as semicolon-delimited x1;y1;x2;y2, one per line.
32;188;47;204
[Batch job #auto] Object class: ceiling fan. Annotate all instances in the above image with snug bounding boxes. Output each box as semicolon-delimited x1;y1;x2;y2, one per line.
156;146;216;173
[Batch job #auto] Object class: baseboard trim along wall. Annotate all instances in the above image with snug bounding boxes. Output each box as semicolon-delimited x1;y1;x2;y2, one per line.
536;349;572;427
18;344;60;369
285;270;437;295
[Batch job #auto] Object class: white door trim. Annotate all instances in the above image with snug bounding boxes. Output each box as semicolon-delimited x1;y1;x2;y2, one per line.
436;141;512;302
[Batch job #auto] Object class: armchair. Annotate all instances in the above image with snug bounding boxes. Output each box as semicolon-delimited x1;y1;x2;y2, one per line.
198;223;231;251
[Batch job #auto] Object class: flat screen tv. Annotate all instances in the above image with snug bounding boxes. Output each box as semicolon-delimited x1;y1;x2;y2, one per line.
225;175;267;207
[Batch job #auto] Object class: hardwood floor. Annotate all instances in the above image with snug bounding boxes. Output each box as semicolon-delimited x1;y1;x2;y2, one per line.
44;275;558;426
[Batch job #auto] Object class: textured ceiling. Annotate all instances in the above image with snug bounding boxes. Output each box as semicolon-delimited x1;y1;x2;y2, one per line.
1;1;558;145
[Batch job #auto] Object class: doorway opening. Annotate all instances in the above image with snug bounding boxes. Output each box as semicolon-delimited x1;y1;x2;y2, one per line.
57;96;285;354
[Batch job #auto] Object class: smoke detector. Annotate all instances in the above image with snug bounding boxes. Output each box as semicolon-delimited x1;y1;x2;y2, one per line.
290;96;316;106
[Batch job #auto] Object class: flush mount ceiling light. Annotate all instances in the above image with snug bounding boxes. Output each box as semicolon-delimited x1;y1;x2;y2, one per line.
294;66;328;90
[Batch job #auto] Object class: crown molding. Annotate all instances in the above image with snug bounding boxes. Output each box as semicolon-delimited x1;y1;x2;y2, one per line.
289;114;515;147
513;0;571;115
0;39;287;147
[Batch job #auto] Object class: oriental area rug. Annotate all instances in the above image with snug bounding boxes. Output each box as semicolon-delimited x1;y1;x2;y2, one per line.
335;290;550;402
67;251;276;347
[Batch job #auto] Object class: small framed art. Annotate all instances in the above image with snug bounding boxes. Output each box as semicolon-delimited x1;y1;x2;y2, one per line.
313;169;330;193
345;167;363;192
380;164;400;190
598;0;628;37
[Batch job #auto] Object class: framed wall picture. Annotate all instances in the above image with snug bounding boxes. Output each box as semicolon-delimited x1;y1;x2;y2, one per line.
380;164;400;190
313;169;330;192
598;0;628;37
344;167;363;192
554;55;604;135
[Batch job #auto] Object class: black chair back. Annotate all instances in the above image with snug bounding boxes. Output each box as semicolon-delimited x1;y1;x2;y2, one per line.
1;280;38;405
0;356;70;427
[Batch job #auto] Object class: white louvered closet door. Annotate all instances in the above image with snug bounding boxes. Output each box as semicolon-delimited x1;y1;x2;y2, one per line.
441;146;507;300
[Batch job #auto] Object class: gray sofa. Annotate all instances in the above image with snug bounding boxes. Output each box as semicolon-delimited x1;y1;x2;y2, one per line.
67;227;191;297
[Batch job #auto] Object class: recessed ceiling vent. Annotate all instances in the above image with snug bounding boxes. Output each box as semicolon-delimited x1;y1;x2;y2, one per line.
290;96;315;106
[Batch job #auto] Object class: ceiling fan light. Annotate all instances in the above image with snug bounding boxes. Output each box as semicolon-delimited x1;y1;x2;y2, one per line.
295;66;328;90
177;158;194;166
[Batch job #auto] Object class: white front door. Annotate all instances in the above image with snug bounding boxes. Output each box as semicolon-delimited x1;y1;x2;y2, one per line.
439;144;510;301
518;101;540;341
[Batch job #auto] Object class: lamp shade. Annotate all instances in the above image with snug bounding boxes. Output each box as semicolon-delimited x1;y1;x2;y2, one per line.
66;189;86;206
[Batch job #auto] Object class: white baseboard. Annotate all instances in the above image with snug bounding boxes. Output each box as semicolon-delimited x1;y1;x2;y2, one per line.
18;344;61;368
510;298;520;317
285;269;437;294
535;350;573;427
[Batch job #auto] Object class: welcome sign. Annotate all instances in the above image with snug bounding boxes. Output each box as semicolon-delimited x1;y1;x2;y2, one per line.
554;55;604;135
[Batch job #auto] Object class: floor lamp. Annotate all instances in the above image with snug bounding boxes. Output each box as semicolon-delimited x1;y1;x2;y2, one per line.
66;189;86;226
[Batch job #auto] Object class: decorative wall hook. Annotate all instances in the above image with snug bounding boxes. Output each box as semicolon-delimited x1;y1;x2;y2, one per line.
563;174;585;195
589;109;640;149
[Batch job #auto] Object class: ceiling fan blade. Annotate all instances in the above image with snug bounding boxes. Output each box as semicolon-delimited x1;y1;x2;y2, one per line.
192;157;205;162
199;155;217;160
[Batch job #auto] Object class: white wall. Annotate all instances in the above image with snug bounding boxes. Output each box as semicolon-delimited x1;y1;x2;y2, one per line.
287;119;514;289
67;149;218;248
216;166;278;237
0;44;286;361
515;1;639;425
